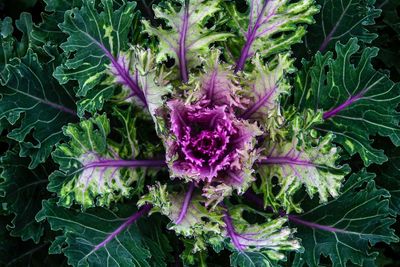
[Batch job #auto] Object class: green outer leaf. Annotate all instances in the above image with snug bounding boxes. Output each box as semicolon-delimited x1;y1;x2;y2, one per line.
376;0;400;34
370;0;400;80
0;219;67;267
294;38;400;166
292;170;398;267
0;46;77;168
230;251;274;267
0;149;50;243
0;13;33;76
31;0;83;46
0;17;14;130
374;146;400;215
54;0;137;96
137;215;173;267
298;0;380;56
36;199;152;267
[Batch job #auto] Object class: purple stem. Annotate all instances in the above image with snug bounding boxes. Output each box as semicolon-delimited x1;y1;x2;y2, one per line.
318;23;339;53
244;191;350;234
84;159;166;170
244;190;266;209
222;207;244;251
92;204;153;252
206;70;218;105
178;0;189;83
234;0;269;73
287;214;350;234
176;182;195;224
39;98;77;116
82;32;148;107
257;157;314;167
240;85;277;120
323;91;365;120
318;2;350;52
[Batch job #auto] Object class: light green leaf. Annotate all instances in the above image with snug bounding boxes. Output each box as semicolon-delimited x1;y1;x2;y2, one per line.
225;0;319;71
139;183;225;252
241;53;294;121
256;111;350;212
49;114;142;209
112;47;172;128
226;205;301;262
143;0;232;81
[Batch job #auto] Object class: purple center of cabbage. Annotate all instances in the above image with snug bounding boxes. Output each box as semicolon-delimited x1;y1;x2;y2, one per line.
182;122;235;168
167;100;254;182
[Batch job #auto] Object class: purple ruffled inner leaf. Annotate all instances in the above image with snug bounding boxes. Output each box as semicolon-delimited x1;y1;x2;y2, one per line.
167;100;255;182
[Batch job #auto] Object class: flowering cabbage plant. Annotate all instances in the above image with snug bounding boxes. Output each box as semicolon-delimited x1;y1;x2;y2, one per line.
164;56;262;207
1;0;400;266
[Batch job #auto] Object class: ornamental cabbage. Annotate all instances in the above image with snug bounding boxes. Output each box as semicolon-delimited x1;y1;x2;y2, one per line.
1;1;399;267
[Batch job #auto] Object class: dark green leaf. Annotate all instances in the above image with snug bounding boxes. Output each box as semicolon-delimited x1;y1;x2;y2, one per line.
374;146;400;215
54;0;138;111
36;199;153;267
292;170;398;267
0;46;77;168
31;0;83;46
0;219;67;267
0;148;51;243
294;38;400;166
370;0;400;81
301;0;380;55
230;251;274;267
0;13;33;74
